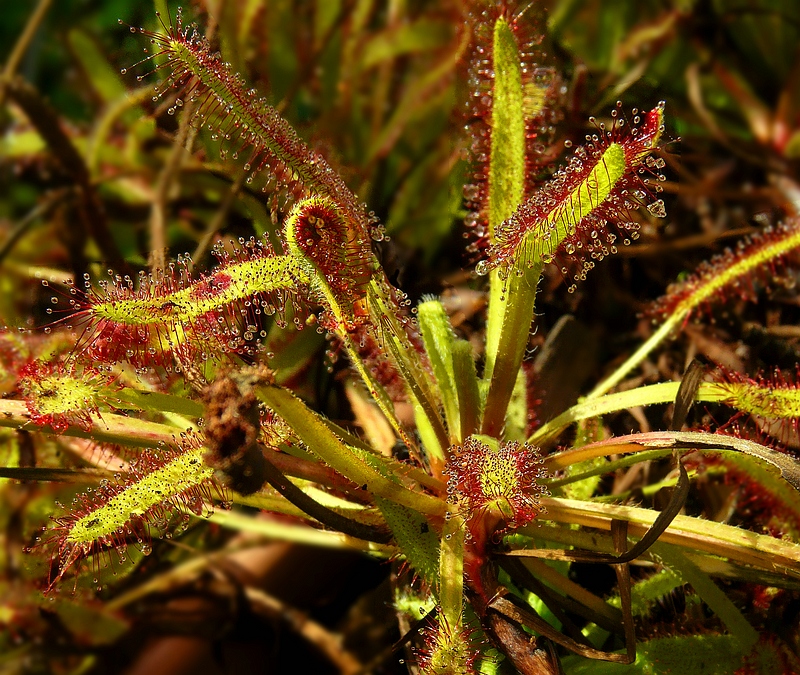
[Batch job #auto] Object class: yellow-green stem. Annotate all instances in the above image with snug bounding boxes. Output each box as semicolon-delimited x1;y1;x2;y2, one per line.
585;313;681;400
439;507;465;629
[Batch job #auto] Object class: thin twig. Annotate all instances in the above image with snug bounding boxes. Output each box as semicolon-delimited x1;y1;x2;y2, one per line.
0;0;53;108
5;77;128;274
245;586;363;675
148;99;197;273
190;172;246;270
0;190;64;264
148;11;218;272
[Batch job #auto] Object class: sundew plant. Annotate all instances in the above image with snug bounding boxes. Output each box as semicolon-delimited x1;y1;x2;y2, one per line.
3;1;800;673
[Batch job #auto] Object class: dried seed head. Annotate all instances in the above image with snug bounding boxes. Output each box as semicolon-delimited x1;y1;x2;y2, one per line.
202;374;270;495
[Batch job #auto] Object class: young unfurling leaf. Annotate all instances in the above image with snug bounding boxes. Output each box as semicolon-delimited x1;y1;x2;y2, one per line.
284;195;375;332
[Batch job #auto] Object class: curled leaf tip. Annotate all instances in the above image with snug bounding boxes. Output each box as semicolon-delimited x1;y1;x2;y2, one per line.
284;196;376;332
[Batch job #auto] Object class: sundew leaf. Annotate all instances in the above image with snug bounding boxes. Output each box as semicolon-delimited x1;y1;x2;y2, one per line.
589;218;800;399
563;632;800;674
124;9;375;236
283;195;375;332
18;360;115;433
42;436;224;585
59;243;309;368
464;0;562;246
657;545;758;650
487;15;526;237
479;10;543;437
649;218;800;321
543;430;800;495
479;102;666;290
375;497;440;586
418;299;461;441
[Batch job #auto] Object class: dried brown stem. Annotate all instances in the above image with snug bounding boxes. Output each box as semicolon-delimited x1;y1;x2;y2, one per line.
148;11;222;273
244;586;364;675
4;77;127;274
149;98;198;273
0;190;64;263
190;172;246;269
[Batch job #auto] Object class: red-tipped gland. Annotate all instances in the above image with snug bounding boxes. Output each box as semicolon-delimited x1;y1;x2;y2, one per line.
284;196;376;332
463;1;562;251
648;218;800;322
18;360;116;433
737;635;800;674
417;616;479;675
712;367;800;446
39;433;226;587
479;103;666;290
59;241;308;370
445;436;548;534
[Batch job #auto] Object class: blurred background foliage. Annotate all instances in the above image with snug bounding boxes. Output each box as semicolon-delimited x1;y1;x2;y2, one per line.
3;0;800;358
2;0;800;672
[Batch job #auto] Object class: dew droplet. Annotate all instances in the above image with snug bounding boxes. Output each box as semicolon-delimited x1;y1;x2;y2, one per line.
647;199;666;218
